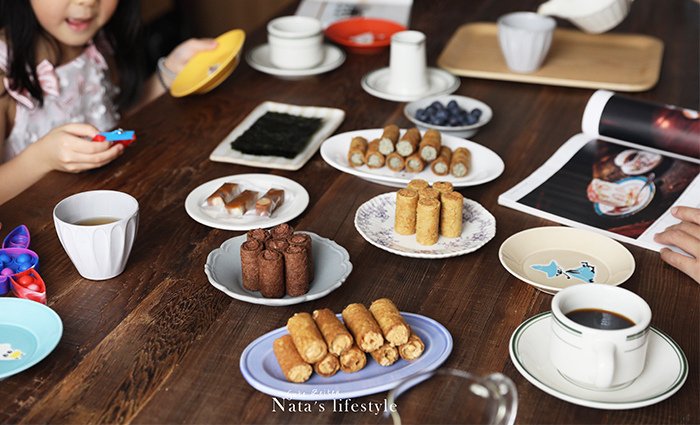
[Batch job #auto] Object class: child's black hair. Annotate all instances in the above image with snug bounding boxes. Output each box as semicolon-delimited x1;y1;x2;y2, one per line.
0;0;145;109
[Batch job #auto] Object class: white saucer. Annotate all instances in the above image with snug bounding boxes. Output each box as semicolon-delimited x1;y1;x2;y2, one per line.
361;67;460;102
509;312;688;410
246;44;346;77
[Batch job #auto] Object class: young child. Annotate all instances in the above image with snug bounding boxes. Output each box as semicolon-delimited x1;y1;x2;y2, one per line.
0;0;217;205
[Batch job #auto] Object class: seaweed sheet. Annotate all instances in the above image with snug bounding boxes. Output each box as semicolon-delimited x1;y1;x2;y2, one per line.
230;112;323;159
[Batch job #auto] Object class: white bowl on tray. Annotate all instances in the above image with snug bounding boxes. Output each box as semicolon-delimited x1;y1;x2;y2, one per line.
403;95;493;138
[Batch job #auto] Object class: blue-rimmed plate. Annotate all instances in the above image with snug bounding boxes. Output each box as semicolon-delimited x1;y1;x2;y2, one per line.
0;298;62;380
354;193;496;259
240;313;452;400
593;176;656;218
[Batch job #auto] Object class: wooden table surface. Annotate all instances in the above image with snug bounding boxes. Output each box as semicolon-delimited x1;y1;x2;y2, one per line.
1;0;698;423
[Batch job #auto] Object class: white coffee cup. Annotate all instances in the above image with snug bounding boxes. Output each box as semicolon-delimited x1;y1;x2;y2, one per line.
387;30;429;96
497;12;556;73
53;190;139;281
550;284;652;390
267;16;324;69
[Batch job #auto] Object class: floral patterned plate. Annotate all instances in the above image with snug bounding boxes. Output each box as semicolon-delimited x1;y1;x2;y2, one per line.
354;193;496;258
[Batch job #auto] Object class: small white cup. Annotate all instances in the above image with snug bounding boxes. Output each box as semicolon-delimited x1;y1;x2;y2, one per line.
267;16;324;70
497;12;556;73
550;284;652;390
53;190;139;281
388;30;429;96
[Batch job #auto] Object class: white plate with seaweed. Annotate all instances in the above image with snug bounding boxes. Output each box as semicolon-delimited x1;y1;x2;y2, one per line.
210;101;345;171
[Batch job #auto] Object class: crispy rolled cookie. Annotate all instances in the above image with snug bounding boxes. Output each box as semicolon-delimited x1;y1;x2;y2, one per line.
396;127;421;157
225;190;258;216
339;345;367;373
365;139;385;169
378;124;399;155
314;353;340;378
450;147;471;177
370;343;400;367
416;197;440;245
407;179;429;192
288;233;314;281
270;223;294;239
399;333;425;361
283;245;310;297
240;239;262;291
207;182;240;206
369;298;410;346
419;129;442;162
258;249;285;298
432;181;454;200
265;238;289;253
274;335;313;383
418;187;440;201
313;308;354;356
256;189;285;217
287;312;328;364
247;228;271;243
405;153;425;173
342;303;384;352
348;136;368;167
440;191;463;238
386;152;405;172
431;146;452;176
395;189;418;235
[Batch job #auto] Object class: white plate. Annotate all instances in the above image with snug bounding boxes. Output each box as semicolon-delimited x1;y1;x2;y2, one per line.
320;128;504;187
209;101;345;171
240;313;453;400
509;312;688;410
594;177;656;218
205;232;351;306
361;67;460;102
246;44;346;77
498;227;635;295
404;95;493;139
354;193;496;259
185;174;309;231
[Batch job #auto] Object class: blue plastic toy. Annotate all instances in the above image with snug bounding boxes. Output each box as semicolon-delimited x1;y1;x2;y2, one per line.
0;225;46;303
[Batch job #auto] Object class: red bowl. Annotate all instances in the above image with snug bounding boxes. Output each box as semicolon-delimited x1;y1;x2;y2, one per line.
325;17;406;54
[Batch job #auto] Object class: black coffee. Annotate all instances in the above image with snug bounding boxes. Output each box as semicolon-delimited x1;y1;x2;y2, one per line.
565;308;635;330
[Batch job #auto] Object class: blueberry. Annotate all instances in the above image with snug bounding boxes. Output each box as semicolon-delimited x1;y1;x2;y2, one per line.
448;116;461;126
415;109;428;122
447;100;459;111
466;114;479;125
471;108;482;119
430;101;444;111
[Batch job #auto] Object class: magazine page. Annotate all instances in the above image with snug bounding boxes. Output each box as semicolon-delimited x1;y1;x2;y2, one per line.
296;0;413;27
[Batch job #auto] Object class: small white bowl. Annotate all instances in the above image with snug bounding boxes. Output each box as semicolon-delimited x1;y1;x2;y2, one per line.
404;95;492;138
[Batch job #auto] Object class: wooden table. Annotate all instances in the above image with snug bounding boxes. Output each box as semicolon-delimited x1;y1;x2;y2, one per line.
1;0;698;423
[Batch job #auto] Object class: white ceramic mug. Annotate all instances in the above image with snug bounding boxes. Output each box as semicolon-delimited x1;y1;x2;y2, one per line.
53;190;139;280
550;284;652;389
267;16;324;69
387;30;429;96
497;12;556;73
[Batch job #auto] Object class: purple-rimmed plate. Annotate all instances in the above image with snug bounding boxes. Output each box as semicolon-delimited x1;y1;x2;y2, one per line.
240;313;452;401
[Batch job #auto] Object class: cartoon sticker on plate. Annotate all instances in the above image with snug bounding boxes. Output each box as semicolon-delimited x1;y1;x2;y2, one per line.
0;343;24;361
531;261;596;283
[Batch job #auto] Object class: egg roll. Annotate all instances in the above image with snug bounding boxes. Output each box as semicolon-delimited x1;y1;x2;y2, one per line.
419;129;441;162
240;239;262;291
207;182;240;206
369;298;410;346
342;303;384;352
258;249;285;298
365;139;385;169
287;312;328;364
450;147;471;177
440;191;463;238
416;197;440;245
246;228;271;243
407;179;430;192
270;223;294;239
378;124;399;155
396;127;421;157
370;343;400;367
432;181;454;201
395;189;418;235
283;245;310;297
265;238;289;253
418;187;440;201
313;308;354;356
405;153;425;173
274;335;313;383
399;333;425;361
314;353;340;378
339;345;367;373
348;136;368;167
386;152;405;172
431;146;452;176
288;233;314;282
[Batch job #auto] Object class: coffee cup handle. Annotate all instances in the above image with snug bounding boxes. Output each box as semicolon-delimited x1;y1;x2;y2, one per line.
594;340;615;388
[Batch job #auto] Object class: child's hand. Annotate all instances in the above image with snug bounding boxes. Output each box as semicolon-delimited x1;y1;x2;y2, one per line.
654;206;700;284
163;38;218;75
27;123;124;173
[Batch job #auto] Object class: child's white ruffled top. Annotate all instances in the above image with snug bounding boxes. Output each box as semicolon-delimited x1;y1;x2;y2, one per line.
0;39;120;161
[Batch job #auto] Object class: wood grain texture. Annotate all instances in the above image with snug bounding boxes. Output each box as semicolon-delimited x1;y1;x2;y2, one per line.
0;0;698;424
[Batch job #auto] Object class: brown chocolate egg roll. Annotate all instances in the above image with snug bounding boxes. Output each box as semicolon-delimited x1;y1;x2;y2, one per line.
287;312;328;364
225;190;259;217
369;298;410;346
418;187;440;201
348;136;368;167
394;189;418;235
342;303;384;352
270;223;294;239
370;343;400;367
283;245;310;297
399;333;425;361
407;179;429;192
378;124;399;155
440;191;464;238
405;153;425;173
431;146;452;176
418;129;442;162
432;181;454;200
274;335;313;383
386;152;405;172
416;197;440;246
247;228;271;243
240;239;262;291
313;308;354;356
288;233;314;281
256;189;285;217
265;238;289;253
365;139;385;169
396;127;421;157
258;249;285;298
450;147;471;177
313;353;340;378
339;345;367;373
207;182;240;206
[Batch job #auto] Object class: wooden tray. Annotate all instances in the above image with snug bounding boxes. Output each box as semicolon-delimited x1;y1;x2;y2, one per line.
437;23;664;92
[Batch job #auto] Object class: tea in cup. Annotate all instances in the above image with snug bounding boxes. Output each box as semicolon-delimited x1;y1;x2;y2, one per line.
387;30;430;97
267;16;324;69
550;284;652;389
497;12;556;73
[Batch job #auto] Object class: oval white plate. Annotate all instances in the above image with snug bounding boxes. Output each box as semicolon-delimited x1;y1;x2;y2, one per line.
240;313;452;400
185;174;309;231
361;67;460;102
354;193;496;259
246;44;346;77
320;129;504;188
404;94;493;139
205;232;351;306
